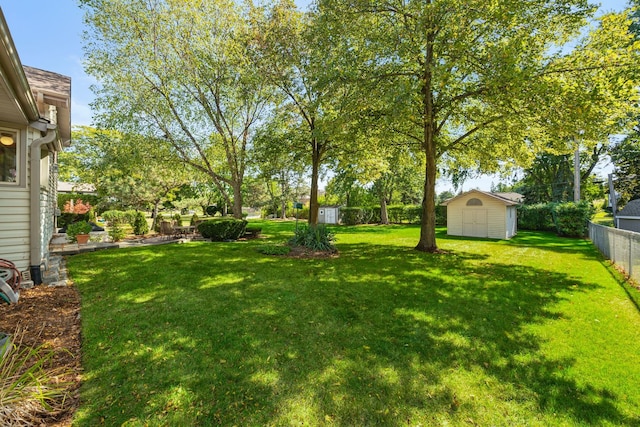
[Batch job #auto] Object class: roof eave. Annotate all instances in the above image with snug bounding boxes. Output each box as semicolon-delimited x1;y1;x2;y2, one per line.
0;9;39;122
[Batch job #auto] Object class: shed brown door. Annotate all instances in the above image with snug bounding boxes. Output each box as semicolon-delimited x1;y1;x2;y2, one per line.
462;209;488;238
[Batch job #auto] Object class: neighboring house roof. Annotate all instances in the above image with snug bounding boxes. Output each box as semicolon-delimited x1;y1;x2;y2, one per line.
617;199;640;218
441;189;523;206
57;181;96;194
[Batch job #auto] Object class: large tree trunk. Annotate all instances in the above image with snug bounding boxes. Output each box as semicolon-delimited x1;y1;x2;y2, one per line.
415;150;438;252
232;183;243;219
415;37;438;252
380;196;389;225
309;139;321;226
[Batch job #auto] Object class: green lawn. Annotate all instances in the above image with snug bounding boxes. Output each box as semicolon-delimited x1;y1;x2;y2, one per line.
68;221;640;426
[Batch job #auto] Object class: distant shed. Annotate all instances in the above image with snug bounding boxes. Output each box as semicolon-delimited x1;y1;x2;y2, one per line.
318;206;340;225
441;190;523;239
616;199;640;233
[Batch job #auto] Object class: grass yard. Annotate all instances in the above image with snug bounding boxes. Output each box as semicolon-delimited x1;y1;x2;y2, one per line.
68;221;640;426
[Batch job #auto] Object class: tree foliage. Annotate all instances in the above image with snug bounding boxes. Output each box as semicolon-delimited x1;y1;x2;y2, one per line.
315;1;639;251
80;0;271;218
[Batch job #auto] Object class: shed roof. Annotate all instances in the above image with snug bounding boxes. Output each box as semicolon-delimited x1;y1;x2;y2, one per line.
617;199;640;217
441;189;523;206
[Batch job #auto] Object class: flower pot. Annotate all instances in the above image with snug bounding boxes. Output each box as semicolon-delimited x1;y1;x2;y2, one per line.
76;233;90;245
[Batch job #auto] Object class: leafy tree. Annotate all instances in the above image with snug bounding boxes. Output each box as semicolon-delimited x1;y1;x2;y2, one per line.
514;145;606;204
610;134;640;205
316;2;639;251
251;111;309;218
80;0;271;218
249;0;357;224
69;126;188;220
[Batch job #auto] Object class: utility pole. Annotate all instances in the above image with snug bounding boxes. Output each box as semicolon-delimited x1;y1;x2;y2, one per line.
574;147;581;202
609;173;617;228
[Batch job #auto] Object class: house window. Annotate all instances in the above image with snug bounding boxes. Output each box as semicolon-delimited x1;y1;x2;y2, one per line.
466;198;483;206
0;131;18;183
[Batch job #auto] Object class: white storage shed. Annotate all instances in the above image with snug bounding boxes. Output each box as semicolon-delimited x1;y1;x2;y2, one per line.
441;190;523;239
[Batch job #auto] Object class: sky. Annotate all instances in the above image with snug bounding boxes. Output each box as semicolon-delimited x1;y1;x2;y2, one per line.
0;0;631;192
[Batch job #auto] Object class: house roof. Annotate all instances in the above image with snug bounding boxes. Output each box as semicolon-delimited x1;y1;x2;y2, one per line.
441;189;523;206
0;9;39;124
23;66;71;143
617;199;640;218
0;10;71;146
57;181;96;194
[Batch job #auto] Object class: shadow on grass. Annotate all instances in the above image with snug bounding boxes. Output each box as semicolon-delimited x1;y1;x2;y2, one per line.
70;238;637;426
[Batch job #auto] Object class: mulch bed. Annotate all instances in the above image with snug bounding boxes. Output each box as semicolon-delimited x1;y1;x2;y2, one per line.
0;284;82;426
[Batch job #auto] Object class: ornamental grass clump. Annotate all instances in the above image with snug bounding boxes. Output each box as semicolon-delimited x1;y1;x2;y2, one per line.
0;329;71;426
289;224;336;252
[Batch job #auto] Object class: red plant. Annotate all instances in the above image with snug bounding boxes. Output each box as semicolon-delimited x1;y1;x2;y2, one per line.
63;199;92;214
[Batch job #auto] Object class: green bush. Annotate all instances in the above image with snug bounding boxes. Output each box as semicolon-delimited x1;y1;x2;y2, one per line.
132;212;149;236
517;204;556;231
197;219;248;241
190;213;200;226
102;210;130;226
404;205;423;224
66;221;92;243
206;205;222;216
108;223;126;242
58;212;90;229
154;213;164;232
172;213;183;226
290;224;336;252
552;201;594;237
361;206;381;224
340;207;363;225
387;205;404;223
435;205;447;226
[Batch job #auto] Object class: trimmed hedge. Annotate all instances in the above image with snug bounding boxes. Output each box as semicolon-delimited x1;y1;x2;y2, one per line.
552;201;594;237
517;201;594;237
517;203;556;231
339;204;446;226
197;218;248;241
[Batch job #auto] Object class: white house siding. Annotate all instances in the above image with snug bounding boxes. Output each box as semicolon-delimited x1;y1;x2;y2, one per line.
447;193;508;239
0;126;31;271
0;187;30;271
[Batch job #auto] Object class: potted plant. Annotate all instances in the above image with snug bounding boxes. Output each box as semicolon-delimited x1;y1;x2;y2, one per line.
67;220;93;244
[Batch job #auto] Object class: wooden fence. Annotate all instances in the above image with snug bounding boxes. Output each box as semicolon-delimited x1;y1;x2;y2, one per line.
589;221;640;283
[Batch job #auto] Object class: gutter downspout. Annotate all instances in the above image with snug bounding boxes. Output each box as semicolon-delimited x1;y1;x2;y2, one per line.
29;127;57;284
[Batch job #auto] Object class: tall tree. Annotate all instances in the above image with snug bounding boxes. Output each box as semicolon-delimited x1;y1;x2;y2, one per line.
81;0;271;218
69;126;188;216
316;1;639;251
249;0;357;224
610;135;640;205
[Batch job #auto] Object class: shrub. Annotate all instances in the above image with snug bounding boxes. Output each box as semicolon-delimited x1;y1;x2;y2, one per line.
197;219;248;241
387;205;404;223
132;212;149;236
361;206;381;224
108;223;126;242
517;204;556;231
190;213;200;226
172;213;183;226
435;205;447;226
66;221;92;243
552;201;594;237
57;212;89;229
340;207;363;225
290;224;336;252
102;210;129;226
404;205;423;224
154;213;164;232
